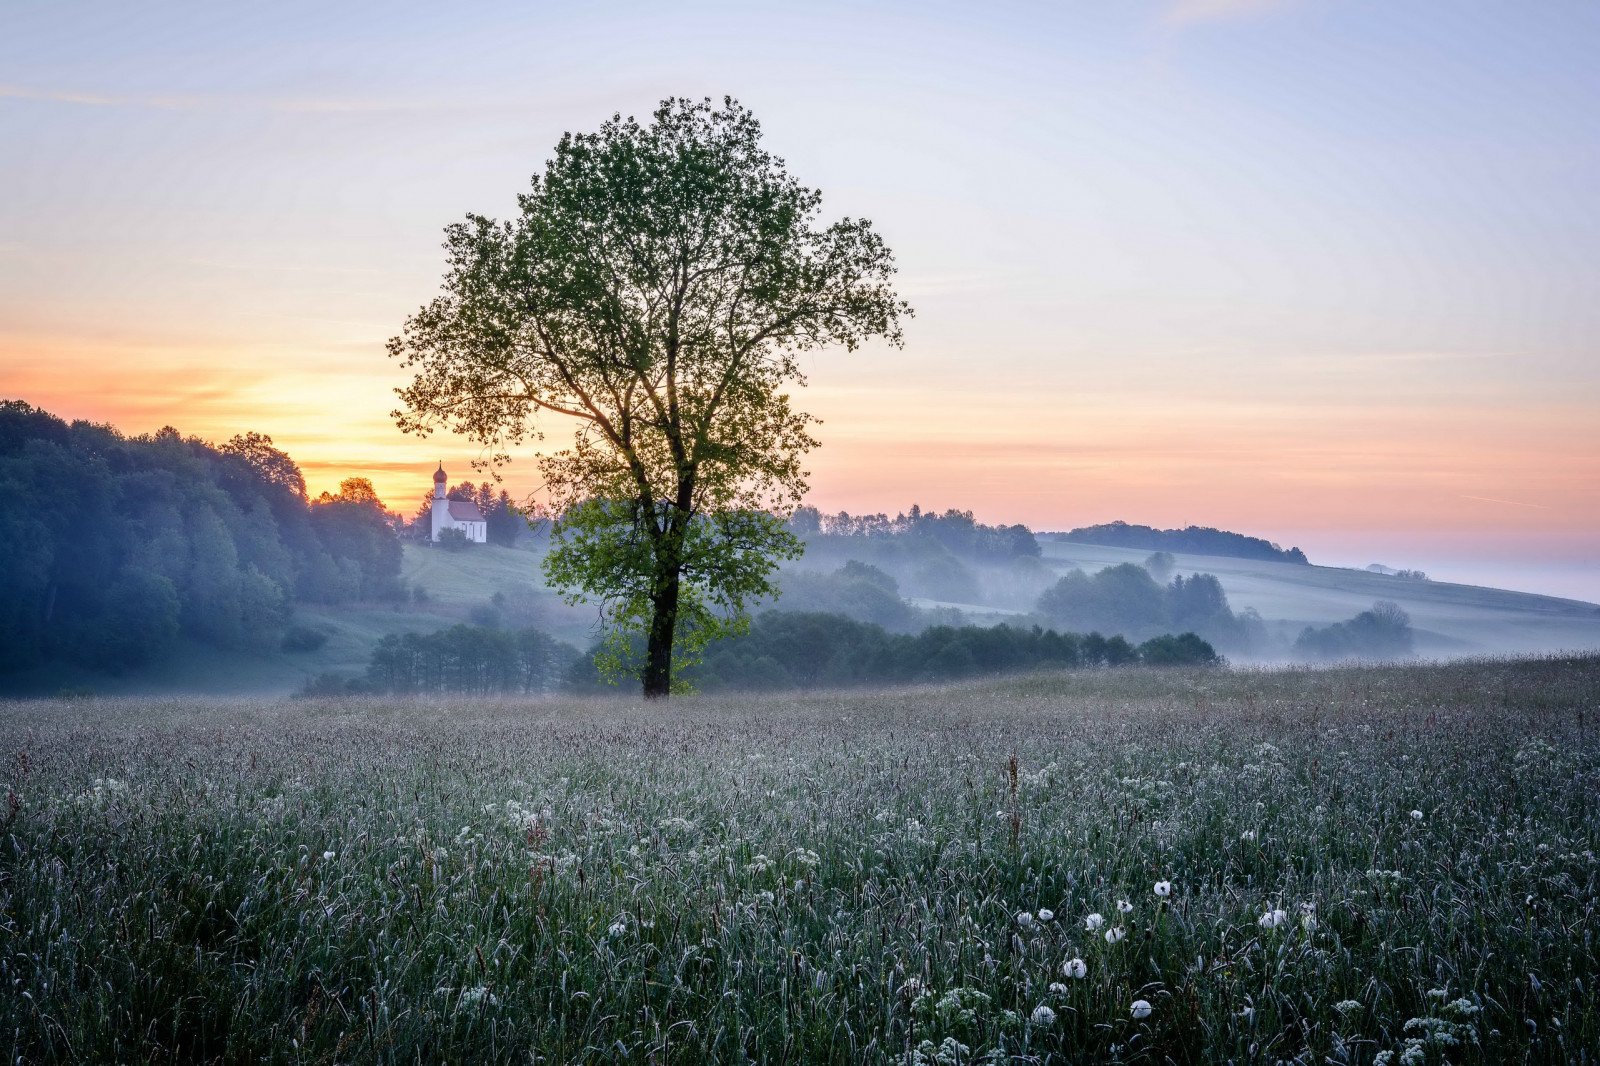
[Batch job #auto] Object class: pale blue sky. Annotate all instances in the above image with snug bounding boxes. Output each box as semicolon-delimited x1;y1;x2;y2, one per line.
3;1;1597;596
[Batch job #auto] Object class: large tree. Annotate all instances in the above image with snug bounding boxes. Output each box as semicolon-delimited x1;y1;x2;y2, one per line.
389;97;909;698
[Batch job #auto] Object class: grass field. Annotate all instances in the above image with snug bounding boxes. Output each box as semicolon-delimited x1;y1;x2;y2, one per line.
2;656;1596;1062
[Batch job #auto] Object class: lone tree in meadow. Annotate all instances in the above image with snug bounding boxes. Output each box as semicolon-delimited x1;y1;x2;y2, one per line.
389;97;909;698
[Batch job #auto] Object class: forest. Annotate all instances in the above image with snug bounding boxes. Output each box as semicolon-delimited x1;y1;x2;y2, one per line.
0;401;404;674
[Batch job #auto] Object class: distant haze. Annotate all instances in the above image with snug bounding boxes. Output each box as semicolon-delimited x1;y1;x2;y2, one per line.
3;2;1596;592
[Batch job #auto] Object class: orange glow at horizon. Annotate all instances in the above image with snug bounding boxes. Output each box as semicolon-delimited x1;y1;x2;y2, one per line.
4;0;1598;589
7;330;1595;565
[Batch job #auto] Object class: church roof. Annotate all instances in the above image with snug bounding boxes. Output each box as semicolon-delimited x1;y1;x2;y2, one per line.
446;500;485;522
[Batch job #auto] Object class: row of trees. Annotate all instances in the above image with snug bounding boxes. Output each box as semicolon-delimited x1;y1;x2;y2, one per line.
0;402;403;675
607;612;1220;691
1056;521;1309;564
364;624;574;694
789;504;1040;562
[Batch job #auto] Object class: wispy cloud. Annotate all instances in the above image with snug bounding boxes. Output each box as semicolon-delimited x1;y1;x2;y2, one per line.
1161;0;1296;28
1461;495;1553;511
0;83;440;114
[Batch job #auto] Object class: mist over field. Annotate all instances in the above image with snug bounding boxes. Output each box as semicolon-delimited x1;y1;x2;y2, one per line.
5;2;1599;1061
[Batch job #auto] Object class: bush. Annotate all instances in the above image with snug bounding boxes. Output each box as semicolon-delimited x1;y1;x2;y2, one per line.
1144;550;1176;582
1138;632;1222;666
436;527;470;552
1294;601;1415;661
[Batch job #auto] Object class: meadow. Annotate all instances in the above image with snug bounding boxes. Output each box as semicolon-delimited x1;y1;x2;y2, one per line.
2;656;1596;1063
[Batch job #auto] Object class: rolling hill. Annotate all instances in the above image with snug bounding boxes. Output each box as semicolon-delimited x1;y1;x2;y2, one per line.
1037;536;1600;658
6;534;1596;698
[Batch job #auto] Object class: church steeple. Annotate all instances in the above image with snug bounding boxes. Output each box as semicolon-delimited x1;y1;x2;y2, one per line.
433;462;447;499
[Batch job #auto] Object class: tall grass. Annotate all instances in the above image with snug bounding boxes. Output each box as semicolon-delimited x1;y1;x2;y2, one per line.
2;655;1596;1062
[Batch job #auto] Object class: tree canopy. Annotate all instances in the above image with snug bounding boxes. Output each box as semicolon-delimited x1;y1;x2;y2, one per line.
389;97;910;697
0;402;404;681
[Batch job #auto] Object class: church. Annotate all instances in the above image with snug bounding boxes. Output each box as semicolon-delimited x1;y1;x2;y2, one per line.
429;463;487;543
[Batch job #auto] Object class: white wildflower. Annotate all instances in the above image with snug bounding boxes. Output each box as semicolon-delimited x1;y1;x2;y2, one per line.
1258;908;1288;929
1016;911;1035;929
1062;957;1087;979
1085;912;1105;931
1031;1004;1056;1027
1131;998;1153;1019
1117;899;1133;913
1104;926;1126;944
1409;809;1424;821
1154;880;1172;897
322;851;336;861
1037;908;1054;922
1240;829;1258;842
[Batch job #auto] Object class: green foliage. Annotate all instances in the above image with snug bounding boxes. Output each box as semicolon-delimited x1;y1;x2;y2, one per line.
546;502;798;689
365;623;575;695
0;402;403;682
90;570;181;669
389;97;910;696
1295;600;1416;661
3;657;1595;1061
570;610;1198;692
1137;631;1223;666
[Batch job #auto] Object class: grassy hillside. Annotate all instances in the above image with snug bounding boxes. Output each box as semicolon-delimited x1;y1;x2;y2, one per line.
1038;537;1600;657
3;656;1595;1062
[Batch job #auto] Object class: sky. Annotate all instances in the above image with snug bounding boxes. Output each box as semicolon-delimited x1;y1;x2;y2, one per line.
2;0;1597;599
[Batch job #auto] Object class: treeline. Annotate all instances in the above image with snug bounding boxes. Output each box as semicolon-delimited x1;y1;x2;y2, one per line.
571;611;1220;693
0;401;403;675
789;504;1040;561
1055;521;1309;564
360;624;574;694
786;505;1049;607
1036;563;1265;651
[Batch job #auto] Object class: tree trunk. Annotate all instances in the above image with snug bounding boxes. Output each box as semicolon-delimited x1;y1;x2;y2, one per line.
641;564;681;700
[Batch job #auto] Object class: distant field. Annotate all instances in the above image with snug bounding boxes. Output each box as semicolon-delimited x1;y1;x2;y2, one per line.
3;655;1595;1062
1039;538;1600;658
